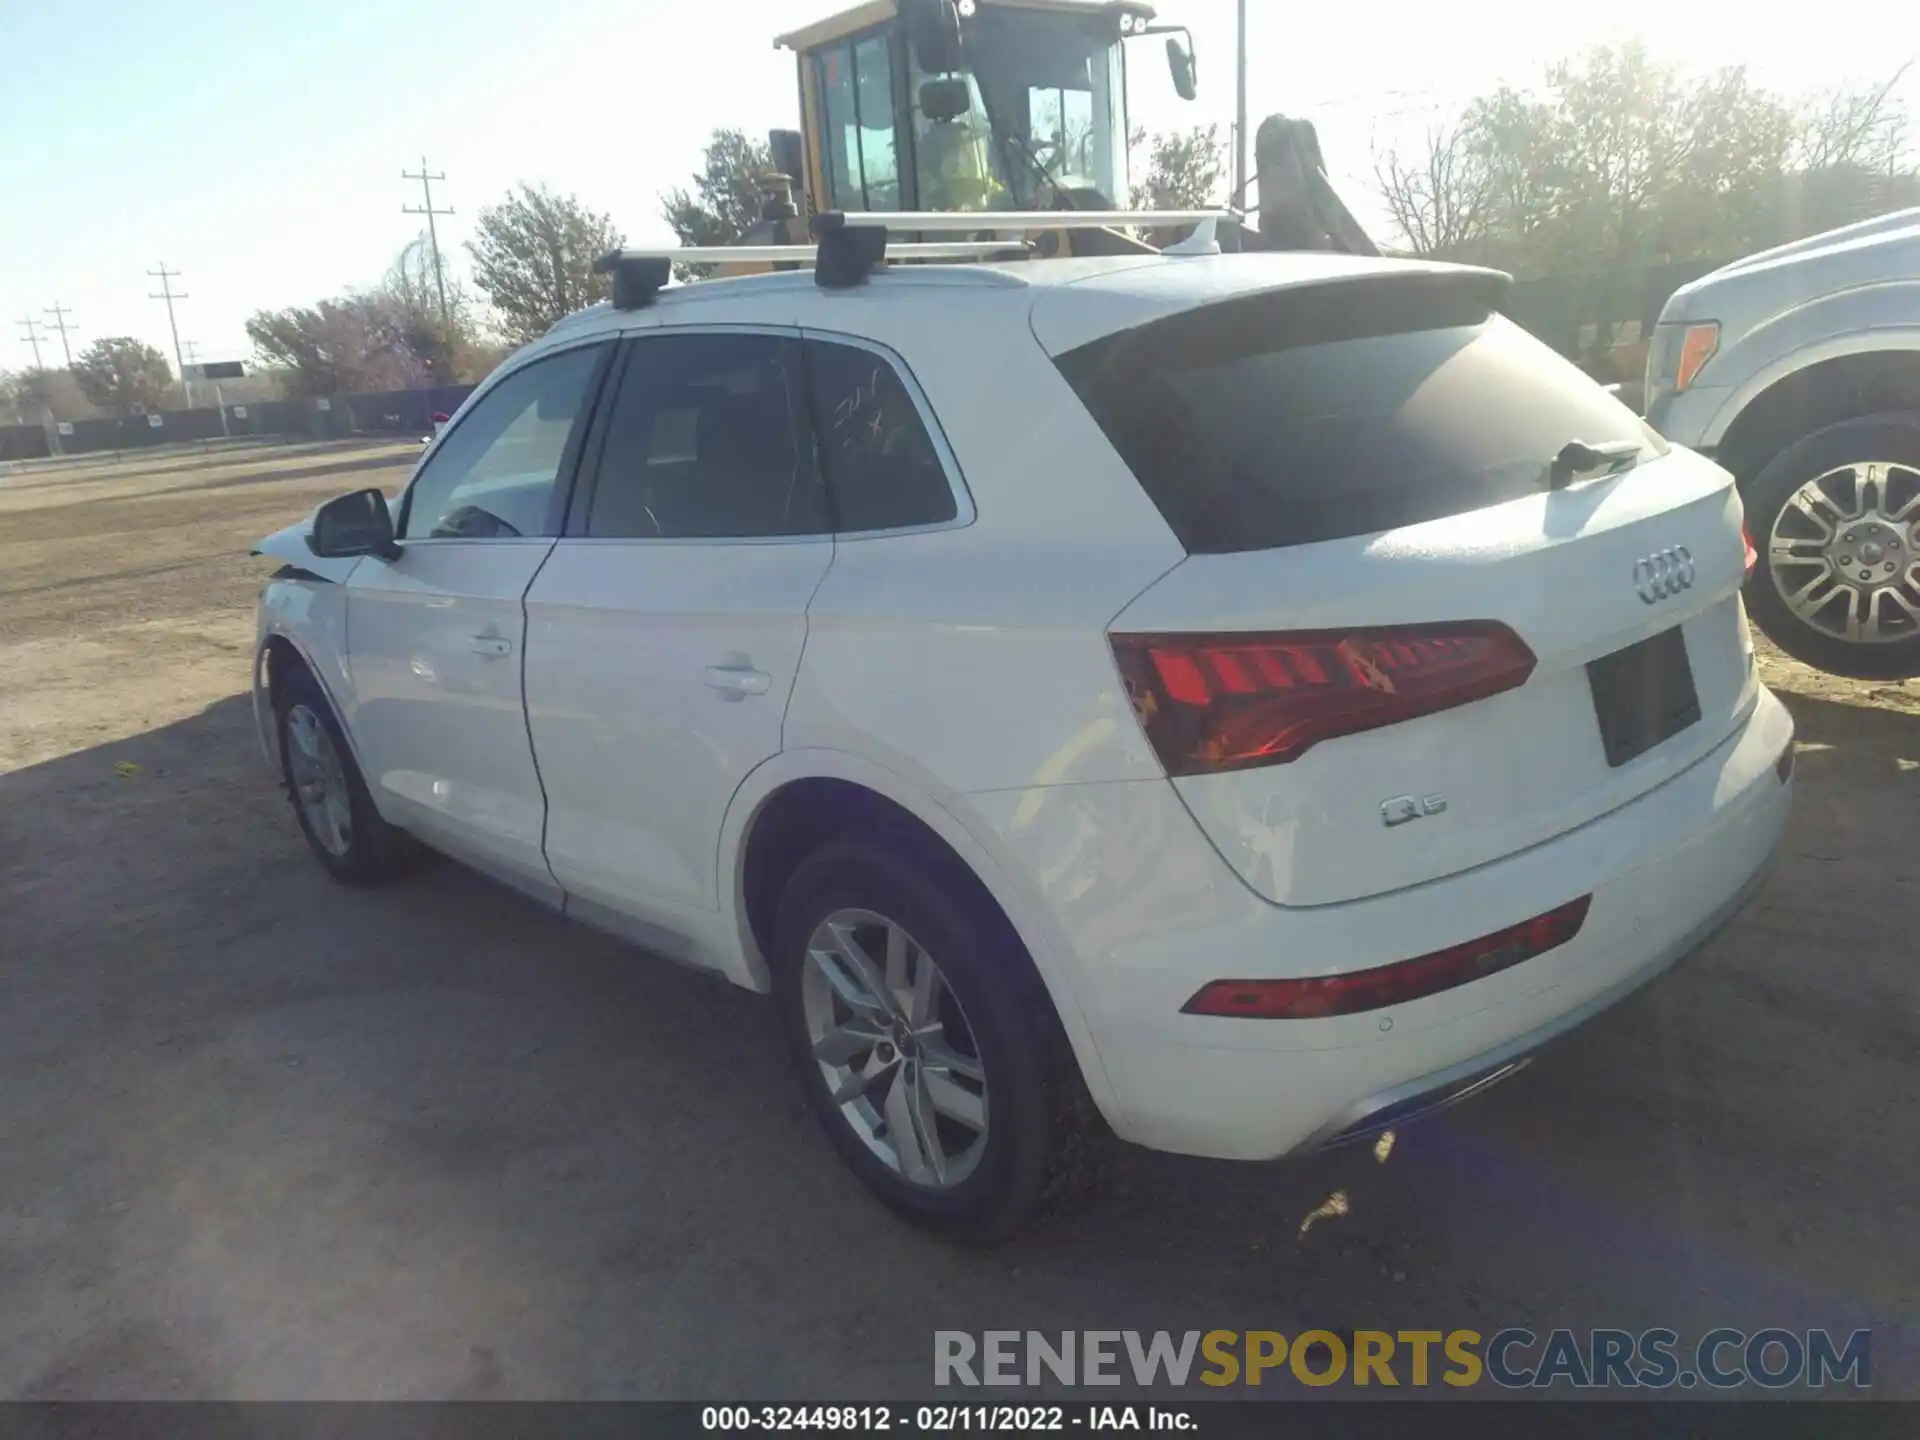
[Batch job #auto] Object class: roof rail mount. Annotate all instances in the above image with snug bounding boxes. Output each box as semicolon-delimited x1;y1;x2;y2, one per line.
593;251;672;311
814;220;889;288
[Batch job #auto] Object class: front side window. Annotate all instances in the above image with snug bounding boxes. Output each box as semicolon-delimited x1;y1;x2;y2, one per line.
584;333;828;540
806;339;958;534
816;34;901;211
400;343;605;540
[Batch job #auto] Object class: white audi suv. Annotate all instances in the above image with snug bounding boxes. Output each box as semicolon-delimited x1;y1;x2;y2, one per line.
251;245;1795;1237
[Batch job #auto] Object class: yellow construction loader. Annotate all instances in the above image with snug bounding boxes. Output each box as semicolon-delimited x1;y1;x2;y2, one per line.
717;0;1376;270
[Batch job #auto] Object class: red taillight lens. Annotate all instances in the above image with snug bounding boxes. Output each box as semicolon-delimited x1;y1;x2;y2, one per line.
1184;896;1593;1019
1111;622;1536;775
1742;523;1758;576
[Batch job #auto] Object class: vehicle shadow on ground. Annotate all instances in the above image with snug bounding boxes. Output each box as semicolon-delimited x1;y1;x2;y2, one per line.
3;693;1915;1397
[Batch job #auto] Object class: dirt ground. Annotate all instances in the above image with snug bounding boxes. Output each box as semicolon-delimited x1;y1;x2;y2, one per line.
2;438;1918;1401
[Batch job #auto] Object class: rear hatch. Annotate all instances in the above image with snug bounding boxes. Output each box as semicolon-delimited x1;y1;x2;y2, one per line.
1045;265;1758;907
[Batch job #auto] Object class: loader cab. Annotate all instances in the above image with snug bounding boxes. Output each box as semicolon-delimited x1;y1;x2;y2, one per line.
776;0;1196;217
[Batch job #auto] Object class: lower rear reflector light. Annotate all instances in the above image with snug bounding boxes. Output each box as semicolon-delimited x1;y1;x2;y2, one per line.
1182;896;1593;1019
1111;621;1536;775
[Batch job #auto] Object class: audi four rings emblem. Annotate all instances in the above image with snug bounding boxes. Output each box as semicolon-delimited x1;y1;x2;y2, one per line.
1633;545;1696;604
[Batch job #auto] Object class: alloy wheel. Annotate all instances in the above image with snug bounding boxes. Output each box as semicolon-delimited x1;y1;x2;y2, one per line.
1767;460;1920;644
285;704;353;857
800;908;990;1190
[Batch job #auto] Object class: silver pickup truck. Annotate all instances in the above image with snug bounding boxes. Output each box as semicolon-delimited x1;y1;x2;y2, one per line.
1645;207;1920;678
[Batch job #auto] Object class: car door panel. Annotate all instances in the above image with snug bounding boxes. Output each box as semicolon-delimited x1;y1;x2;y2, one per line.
524;328;834;929
345;540;559;900
339;339;611;903
524;538;832;916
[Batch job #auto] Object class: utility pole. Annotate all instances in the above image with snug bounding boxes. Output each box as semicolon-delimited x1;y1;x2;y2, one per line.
44;302;77;368
148;263;189;406
1234;0;1248;208
402;157;454;323
184;342;231;436
17;316;46;370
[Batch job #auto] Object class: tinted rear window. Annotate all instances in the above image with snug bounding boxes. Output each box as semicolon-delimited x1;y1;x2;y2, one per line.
1054;280;1663;553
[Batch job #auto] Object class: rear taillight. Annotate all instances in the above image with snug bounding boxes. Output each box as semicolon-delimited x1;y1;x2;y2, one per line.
1111;622;1536;775
1742;523;1758;576
1183;896;1592;1019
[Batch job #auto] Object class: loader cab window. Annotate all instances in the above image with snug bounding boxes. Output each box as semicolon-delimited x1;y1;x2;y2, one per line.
815;34;901;211
912;9;1127;209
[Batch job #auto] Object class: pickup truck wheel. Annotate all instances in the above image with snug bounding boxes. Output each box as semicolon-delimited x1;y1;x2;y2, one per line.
770;836;1090;1242
274;668;420;885
1742;412;1920;679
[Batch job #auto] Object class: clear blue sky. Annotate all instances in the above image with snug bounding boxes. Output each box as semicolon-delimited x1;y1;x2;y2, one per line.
2;0;1913;374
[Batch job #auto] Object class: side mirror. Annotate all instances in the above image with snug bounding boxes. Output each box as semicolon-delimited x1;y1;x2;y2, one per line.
768;129;805;184
1167;36;1198;101
311;487;400;561
919;77;972;123
900;0;963;75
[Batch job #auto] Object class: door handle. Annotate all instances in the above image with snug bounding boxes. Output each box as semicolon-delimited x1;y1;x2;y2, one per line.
469;634;513;658
703;664;771;699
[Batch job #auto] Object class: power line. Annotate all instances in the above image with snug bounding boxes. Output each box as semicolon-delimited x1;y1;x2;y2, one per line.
147;262;190;401
16;316;46;369
402;156;454;324
43;302;77;367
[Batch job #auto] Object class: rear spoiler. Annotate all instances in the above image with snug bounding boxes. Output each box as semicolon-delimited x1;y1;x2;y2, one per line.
1054;267;1513;375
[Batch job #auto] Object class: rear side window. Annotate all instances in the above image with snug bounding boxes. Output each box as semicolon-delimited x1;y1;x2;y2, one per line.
1054;279;1664;553
806;339;958;533
583;332;829;540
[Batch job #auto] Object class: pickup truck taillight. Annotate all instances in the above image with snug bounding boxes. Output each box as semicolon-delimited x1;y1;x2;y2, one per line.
1110;622;1537;776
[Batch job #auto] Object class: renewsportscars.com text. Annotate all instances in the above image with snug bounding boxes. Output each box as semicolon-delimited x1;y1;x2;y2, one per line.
933;1328;1872;1390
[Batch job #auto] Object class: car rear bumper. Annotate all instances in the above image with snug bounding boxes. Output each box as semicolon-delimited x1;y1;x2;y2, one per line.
986;684;1793;1162
1296;841;1776;1152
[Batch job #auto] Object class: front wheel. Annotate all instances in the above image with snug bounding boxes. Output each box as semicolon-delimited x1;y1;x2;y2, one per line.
274;667;421;885
771;837;1094;1241
1742;412;1920;679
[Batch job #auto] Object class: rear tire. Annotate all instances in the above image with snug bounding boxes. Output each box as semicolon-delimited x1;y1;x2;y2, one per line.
273;666;420;885
1741;412;1920;679
770;835;1094;1241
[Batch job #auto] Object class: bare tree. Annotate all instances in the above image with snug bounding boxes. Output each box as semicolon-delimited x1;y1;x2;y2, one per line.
1796;62;1914;173
1371;45;1919;281
1373;122;1493;258
382;234;481;383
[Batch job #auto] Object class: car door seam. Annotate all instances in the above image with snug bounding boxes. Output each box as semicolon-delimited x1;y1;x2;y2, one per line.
519;538;566;891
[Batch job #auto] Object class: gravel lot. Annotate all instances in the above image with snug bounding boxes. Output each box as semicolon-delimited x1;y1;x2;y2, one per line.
3;439;1918;1400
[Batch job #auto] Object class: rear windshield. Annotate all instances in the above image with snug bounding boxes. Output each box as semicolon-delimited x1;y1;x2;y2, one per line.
1053;279;1665;553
